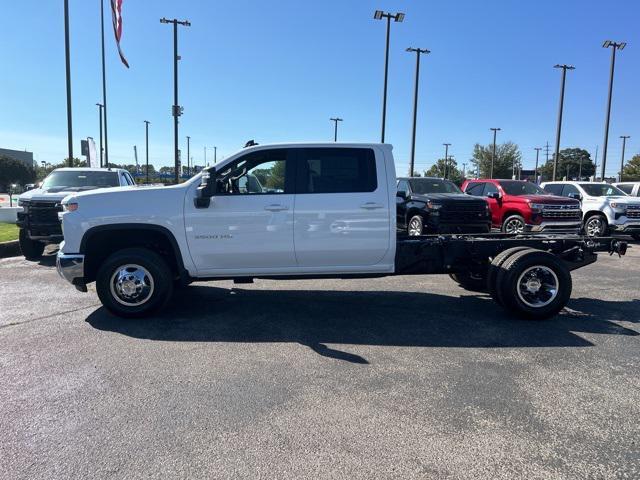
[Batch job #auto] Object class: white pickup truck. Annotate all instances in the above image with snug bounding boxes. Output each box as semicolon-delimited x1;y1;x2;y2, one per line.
56;143;627;320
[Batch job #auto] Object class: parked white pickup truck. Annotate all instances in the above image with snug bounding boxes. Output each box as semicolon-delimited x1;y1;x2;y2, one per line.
56;143;626;320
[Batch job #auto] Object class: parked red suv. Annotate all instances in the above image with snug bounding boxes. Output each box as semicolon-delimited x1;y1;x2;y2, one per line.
461;179;582;233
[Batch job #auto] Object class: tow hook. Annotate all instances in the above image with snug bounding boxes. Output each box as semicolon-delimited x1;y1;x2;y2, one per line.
609;239;627;257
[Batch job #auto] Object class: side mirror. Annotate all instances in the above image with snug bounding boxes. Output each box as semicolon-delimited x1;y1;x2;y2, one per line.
568;192;582;201
487;192;501;200
396;190;407;200
194;168;216;209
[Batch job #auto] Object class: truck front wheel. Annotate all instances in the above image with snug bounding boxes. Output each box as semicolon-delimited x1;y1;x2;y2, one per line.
407;215;424;236
19;229;45;260
96;248;174;318
495;249;572;320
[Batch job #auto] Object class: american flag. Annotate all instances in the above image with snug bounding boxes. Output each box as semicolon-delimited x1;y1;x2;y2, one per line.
111;0;129;68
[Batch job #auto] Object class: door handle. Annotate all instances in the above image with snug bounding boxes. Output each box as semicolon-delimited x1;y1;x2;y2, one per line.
264;204;289;212
360;202;384;210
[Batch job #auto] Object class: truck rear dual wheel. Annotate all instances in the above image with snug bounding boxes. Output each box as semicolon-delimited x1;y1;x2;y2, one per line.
96;248;174;318
487;247;532;305
19;229;45;260
494;249;572;320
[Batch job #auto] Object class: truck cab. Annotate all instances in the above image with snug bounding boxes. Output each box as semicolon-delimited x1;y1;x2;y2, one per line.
17;167;136;259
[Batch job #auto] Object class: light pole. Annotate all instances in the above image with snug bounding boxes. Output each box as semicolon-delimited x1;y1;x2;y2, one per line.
462;163;467;179
442;143;451;179
204;146;207;166
619;135;630;181
96;103;104;167
534;147;541;183
144;120;150;183
490;128;501;178
186;135;191;177
330;117;343;142
407;47;431;177
214;146;217;164
374;10;405;143
160;17;191;184
552;64;575;181
63;0;73;164
601;40;627;181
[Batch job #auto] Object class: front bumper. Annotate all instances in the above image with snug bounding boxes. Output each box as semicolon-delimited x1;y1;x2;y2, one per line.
528;221;582;233
56;251;86;291
610;221;640;232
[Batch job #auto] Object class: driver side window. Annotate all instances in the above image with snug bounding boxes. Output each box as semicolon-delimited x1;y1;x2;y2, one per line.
216;150;288;195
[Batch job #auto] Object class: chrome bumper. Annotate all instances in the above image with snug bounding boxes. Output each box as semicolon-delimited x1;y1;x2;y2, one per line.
56;252;85;286
529;221;582;233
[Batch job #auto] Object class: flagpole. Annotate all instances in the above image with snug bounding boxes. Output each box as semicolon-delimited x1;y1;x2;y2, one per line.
101;0;109;167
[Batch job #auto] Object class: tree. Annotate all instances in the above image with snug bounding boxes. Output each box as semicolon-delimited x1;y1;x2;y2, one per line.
0;156;36;191
470;142;522;179
622;154;640;181
424;158;463;184
538;148;595;182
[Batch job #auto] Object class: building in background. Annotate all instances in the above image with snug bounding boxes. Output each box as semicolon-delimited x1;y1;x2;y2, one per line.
0;148;34;168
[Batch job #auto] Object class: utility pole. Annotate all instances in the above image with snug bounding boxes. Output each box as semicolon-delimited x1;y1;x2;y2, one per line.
601;40;627;181
214;146;217;164
330;117;343;142
462;163;467;179
160;17;191;184
490;128;501;179
64;0;73;164
96;103;104;167
100;0;109;166
619;135;630;182
144;121;150;183
553;64;575;181
534;147;541;183
593;145;599;180
373;10;405;143
442;143;451;179
204;146;207;167
186;135;191;177
407;47;430;177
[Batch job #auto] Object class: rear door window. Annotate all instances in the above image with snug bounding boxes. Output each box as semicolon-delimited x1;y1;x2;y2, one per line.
295;148;377;194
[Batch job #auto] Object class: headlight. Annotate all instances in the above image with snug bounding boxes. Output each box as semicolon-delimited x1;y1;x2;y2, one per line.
62;202;78;212
530;203;545;213
427;201;442;210
18;199;29;209
610;202;626;211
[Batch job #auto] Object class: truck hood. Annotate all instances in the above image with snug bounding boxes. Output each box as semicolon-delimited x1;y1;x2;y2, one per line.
511;194;578;205
18;187;78;202
412;193;487;204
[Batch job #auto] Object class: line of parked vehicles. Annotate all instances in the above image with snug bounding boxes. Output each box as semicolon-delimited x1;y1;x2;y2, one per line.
14;143;631;320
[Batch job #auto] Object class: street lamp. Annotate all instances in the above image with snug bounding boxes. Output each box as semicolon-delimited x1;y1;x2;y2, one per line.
619;135;630;182
552;64;575;181
442;143;451;179
330;117;343;142
374;10;405;143
406;47;430;177
534;147;542;183
186;135;191;177
96;103;104;167
144;120;150;183
490;128;501;178
601;40;627;181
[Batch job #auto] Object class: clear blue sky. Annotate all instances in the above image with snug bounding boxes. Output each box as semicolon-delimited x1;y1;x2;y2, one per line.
1;0;638;176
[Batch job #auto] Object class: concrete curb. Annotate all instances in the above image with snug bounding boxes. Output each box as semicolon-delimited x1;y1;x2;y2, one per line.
0;240;21;259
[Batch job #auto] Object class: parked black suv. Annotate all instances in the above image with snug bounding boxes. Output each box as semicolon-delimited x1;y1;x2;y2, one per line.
396;177;491;235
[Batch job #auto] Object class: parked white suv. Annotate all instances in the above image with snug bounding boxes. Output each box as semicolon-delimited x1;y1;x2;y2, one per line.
614;182;640;197
541;181;640;239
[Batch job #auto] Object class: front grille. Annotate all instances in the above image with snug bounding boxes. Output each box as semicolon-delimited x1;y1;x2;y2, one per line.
541;204;581;220
440;203;488;223
627;205;640;219
28;201;63;225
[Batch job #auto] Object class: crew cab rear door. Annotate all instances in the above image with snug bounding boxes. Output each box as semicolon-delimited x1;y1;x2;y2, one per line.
292;147;390;267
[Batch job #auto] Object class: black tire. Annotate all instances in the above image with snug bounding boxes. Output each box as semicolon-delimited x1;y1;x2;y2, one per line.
487;247;534;305
407;214;424;236
19;228;45;260
583;213;608;237
96;247;174;318
502;214;526;234
495;249;572;320
449;271;488;292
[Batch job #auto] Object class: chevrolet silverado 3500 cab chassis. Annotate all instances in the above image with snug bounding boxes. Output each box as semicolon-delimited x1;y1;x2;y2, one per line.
55;143;627;320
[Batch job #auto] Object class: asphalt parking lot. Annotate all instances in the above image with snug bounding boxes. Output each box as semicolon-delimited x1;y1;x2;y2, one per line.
1;241;639;479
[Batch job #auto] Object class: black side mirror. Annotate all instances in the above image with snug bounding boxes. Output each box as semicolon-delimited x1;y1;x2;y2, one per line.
194;167;217;209
396;190;407;200
568;192;582;201
487;192;501;200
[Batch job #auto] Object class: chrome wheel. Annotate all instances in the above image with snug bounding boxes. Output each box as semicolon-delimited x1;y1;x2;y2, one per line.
408;217;422;236
516;265;559;308
504;218;525;234
109;264;155;307
585;216;604;237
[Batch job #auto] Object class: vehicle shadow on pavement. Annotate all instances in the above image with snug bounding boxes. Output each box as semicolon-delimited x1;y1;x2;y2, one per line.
85;286;640;363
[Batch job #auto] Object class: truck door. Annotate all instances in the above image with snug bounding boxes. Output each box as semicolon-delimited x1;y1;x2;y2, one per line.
292;147;390;267
185;148;297;274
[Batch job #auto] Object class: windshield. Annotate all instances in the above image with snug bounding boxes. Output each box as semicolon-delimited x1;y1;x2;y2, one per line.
500;181;547;196
409;179;462;194
579;183;626;197
41;171;120;191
